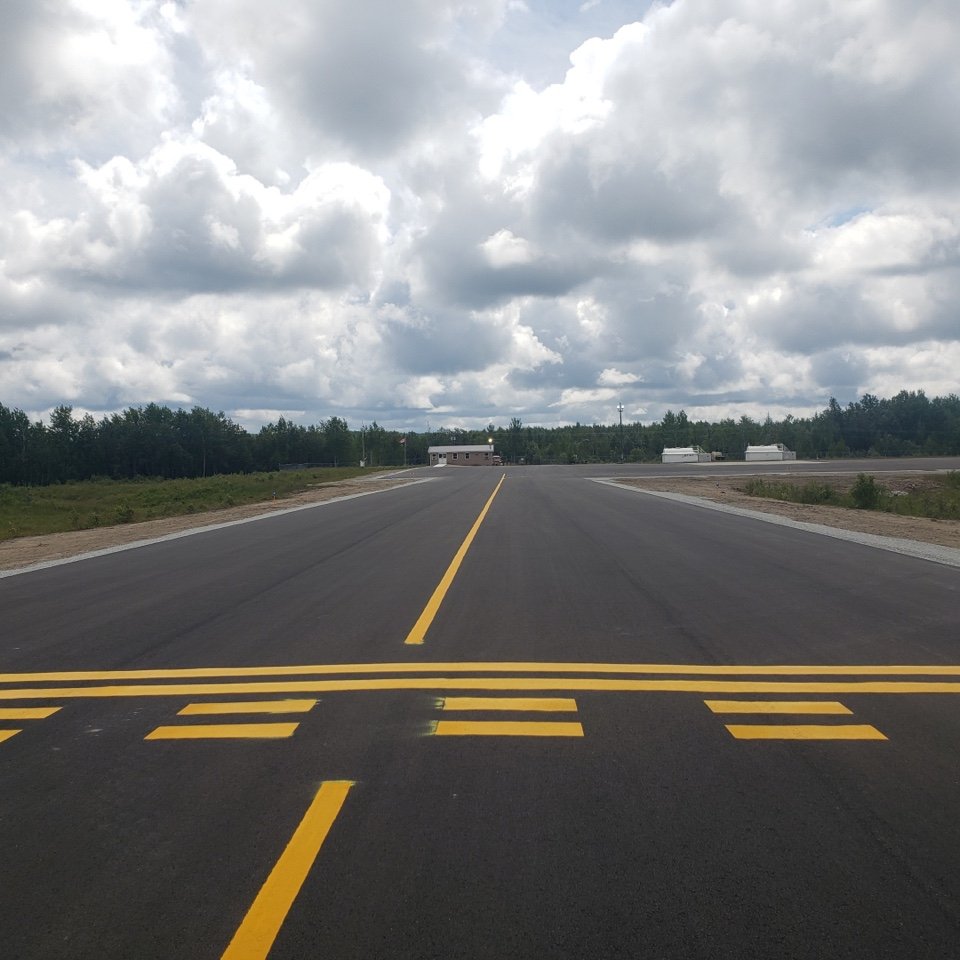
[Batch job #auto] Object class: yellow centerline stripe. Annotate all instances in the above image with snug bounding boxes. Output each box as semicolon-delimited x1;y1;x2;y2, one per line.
704;700;853;715
146;723;299;740
177;700;317;716
0;730;22;743
221;780;353;960
4;661;960;684
6;677;960;702
434;720;584;737
725;724;887;741
404;474;506;645
442;696;578;712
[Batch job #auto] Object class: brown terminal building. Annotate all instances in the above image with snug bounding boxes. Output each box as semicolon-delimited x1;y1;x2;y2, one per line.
428;444;497;466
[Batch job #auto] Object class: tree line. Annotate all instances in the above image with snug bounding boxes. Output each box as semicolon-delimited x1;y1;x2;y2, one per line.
1;389;958;485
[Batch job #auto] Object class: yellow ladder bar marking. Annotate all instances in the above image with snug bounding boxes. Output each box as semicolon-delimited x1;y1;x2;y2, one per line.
221;780;353;960
442;697;578;712
404;474;506;645
725;724;887;740
0;707;61;720
178;700;317;716
0;730;22;743
705;700;853;715
146;723;299;740
434;720;584;737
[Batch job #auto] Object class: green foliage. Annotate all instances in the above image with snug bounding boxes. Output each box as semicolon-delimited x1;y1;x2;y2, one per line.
743;478;784;498
793;481;833;505
742;472;960;520
0;467;381;541
113;500;135;524
1;389;960;485
850;474;881;509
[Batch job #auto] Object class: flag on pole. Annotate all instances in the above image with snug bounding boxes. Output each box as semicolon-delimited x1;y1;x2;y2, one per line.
399;436;406;444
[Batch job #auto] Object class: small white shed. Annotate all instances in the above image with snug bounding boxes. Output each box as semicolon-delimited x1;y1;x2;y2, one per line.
661;445;712;463
745;443;796;461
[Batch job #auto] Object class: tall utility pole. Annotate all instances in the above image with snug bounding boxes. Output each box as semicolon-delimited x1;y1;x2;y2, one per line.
617;402;625;462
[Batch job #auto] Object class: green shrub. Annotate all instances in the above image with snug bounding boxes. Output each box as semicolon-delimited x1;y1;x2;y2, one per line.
850;473;881;509
114;501;135;524
797;481;835;505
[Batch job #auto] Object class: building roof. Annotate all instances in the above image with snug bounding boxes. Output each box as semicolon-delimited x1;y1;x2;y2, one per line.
428;444;493;454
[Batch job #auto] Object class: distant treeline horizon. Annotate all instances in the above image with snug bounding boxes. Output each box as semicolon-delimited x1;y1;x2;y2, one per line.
1;389;958;485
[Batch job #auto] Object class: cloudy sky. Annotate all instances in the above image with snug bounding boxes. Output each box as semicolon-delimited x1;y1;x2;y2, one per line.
2;0;958;432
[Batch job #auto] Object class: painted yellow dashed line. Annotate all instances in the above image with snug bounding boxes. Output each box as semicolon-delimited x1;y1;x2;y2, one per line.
147;723;300;741
177;699;318;716
434;721;585;737
433;695;584;737
0;705;62;745
725;724;887;741
0;707;62;719
704;700;854;715
705;699;887;740
441;696;579;712
147;699;316;741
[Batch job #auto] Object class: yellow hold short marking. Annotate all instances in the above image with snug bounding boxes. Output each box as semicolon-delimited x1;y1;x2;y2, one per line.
434;720;584;737
4;662;960;685
177;700;317;716
442;697;578;712
146;723;299;740
725;724;887;740
0;707;61;720
704;700;853;715
6;677;960;703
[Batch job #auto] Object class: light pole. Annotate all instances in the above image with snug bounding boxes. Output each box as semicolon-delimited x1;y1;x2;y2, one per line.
617;402;625;462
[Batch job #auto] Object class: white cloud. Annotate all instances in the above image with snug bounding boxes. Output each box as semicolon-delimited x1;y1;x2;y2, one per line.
480;229;535;267
552;387;617;407
598;368;641;386
2;0;959;431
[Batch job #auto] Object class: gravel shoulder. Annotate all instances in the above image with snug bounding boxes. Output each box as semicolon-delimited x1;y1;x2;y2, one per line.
0;476;414;572
613;473;960;550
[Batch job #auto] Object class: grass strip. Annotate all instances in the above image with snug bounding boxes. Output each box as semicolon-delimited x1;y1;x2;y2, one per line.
0;467;391;541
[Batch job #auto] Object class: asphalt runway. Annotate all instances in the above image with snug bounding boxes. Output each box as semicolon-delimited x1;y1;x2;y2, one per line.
2;461;960;959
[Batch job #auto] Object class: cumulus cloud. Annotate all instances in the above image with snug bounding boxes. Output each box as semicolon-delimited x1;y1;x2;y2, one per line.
5;143;391;294
1;0;959;431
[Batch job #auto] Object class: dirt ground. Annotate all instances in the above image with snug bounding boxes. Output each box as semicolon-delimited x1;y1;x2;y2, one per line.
0;476;413;571
613;472;960;549
2;471;958;572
